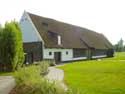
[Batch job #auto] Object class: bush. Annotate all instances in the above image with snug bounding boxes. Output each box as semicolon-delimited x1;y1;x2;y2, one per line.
39;61;49;76
14;65;40;85
48;59;56;66
11;65;65;94
0;21;24;71
44;59;56;66
11;65;81;94
33;60;55;76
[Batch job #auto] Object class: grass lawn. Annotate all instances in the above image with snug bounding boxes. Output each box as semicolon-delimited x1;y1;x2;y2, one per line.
0;71;14;76
59;52;125;94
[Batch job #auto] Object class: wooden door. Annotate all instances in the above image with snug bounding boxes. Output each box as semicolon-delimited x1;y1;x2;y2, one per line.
54;52;61;64
26;52;33;64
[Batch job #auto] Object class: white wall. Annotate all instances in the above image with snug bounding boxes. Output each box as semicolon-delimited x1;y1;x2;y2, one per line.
43;48;87;61
92;55;107;59
19;12;42;43
43;48;72;61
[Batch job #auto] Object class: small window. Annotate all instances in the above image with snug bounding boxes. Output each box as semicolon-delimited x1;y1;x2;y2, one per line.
73;49;86;58
66;51;68;55
49;52;52;55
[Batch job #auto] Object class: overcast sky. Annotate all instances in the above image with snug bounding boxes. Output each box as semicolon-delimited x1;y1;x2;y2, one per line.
0;0;125;44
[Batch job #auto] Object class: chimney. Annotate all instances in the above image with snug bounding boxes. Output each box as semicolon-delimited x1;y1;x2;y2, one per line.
57;35;61;45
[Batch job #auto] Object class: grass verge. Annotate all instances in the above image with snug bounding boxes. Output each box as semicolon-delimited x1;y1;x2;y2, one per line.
59;52;125;94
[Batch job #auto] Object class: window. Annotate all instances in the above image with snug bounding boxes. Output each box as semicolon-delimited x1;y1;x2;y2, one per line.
73;49;86;58
66;51;68;55
91;49;106;56
49;52;52;55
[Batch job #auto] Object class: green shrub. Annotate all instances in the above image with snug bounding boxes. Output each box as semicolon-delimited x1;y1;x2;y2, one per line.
12;65;66;94
33;60;53;76
39;61;49;76
36;60;56;66
47;59;56;66
12;65;81;94
0;21;24;71
14;65;40;85
40;59;56;66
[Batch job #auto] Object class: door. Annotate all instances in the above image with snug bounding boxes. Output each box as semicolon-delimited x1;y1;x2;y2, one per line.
26;52;33;64
54;52;61;64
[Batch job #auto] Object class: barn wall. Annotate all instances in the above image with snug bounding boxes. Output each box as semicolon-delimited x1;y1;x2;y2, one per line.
19;11;42;43
73;49;87;58
23;42;43;63
43;48;87;62
91;49;107;59
107;49;114;57
43;48;72;61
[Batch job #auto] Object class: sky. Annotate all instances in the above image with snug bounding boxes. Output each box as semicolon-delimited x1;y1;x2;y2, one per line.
0;0;125;45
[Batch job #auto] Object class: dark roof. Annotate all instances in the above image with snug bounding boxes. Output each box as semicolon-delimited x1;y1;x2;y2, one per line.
28;12;113;49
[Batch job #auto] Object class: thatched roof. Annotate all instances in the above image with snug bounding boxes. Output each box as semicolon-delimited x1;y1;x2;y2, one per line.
28;12;113;49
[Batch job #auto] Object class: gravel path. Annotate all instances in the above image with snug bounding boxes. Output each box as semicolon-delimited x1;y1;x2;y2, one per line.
46;67;67;90
0;76;15;94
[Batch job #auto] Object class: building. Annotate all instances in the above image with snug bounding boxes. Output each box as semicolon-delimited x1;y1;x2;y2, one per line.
19;11;114;64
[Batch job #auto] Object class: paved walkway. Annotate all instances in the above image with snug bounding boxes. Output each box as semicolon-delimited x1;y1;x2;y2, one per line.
0;76;15;94
45;67;67;90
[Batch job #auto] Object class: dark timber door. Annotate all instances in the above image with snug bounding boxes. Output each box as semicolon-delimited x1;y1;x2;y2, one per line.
26;52;33;64
54;52;61;64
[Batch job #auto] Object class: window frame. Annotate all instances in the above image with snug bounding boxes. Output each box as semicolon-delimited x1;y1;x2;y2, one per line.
66;51;68;55
73;49;86;58
49;52;52;55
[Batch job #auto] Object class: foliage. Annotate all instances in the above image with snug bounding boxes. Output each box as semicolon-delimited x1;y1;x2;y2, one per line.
59;52;125;94
39;61;49;76
0;71;14;76
0;23;1;28
114;38;125;52
104;52;125;60
14;65;40;85
45;59;56;66
0;21;24;71
12;65;65;94
34;60;55;76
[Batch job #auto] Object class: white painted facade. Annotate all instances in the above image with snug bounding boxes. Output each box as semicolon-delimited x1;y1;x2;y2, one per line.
19;11;43;43
92;55;107;59
43;48;87;62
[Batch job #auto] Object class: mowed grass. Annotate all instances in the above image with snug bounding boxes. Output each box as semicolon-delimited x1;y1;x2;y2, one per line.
59;52;125;94
104;52;125;60
0;71;13;76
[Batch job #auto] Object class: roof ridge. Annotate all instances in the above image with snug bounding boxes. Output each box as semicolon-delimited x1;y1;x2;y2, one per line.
27;11;100;34
26;11;113;49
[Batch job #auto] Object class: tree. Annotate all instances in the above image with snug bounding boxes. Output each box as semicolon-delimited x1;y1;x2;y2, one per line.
123;45;125;51
0;23;1;28
0;21;24;71
114;38;124;52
